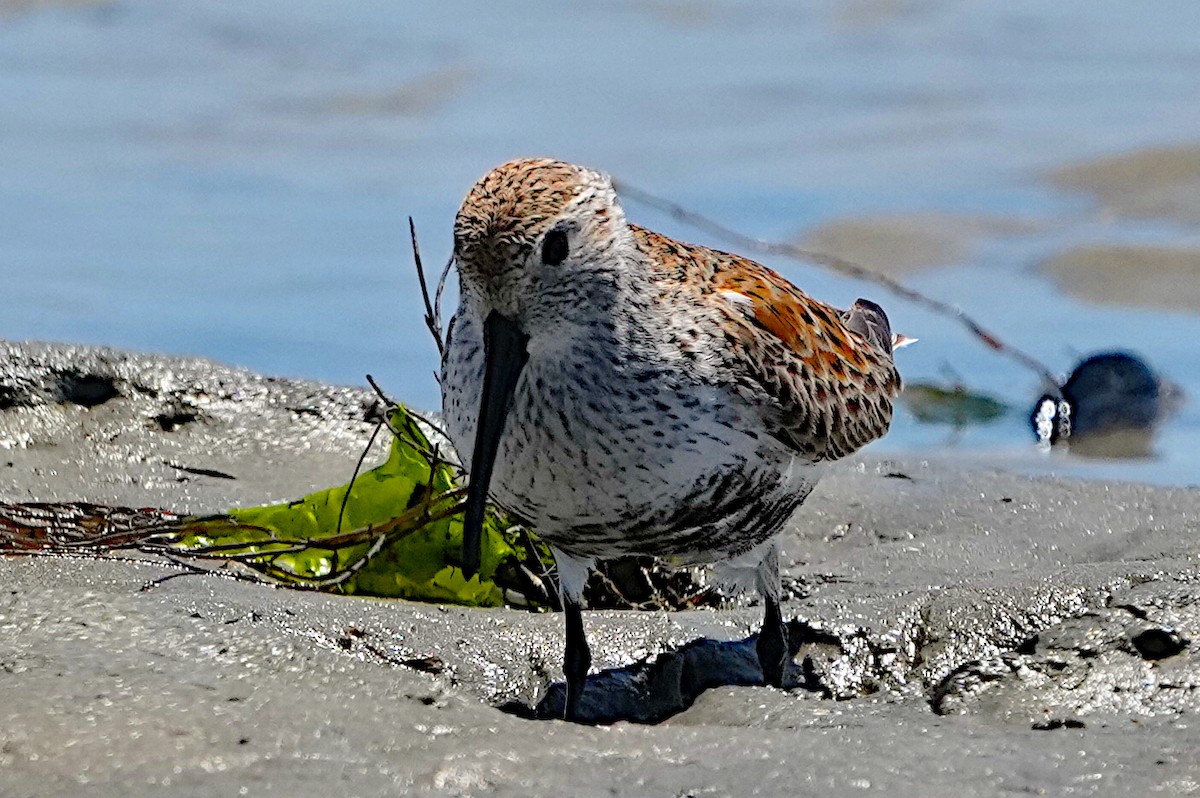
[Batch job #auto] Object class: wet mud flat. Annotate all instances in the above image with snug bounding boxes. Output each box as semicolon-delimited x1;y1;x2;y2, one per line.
1039;142;1200;316
2;341;1200;796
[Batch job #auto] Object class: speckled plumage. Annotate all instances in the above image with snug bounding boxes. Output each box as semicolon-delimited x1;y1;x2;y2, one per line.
441;158;901;715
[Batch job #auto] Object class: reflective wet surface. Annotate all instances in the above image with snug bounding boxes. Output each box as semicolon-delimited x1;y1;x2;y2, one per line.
3;0;1200;484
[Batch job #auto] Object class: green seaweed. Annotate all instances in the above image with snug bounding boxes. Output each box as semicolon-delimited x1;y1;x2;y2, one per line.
172;407;553;608
901;382;1009;426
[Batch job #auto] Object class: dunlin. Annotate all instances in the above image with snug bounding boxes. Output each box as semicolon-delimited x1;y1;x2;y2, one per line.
442;158;902;719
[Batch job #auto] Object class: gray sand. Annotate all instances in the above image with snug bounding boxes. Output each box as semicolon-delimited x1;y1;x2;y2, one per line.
1041;143;1200;314
3;341;1200;796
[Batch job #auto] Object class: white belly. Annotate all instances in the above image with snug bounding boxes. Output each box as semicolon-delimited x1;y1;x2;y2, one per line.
442;312;819;561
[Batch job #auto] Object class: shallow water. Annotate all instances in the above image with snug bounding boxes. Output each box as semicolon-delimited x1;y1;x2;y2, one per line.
3;0;1200;485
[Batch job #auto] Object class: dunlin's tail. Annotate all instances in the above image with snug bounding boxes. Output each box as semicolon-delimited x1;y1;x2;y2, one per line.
842;298;917;356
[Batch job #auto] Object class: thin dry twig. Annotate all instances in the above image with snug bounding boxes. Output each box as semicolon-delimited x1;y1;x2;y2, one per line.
407;218;455;387
165;490;465;558
410;217;446;358
614;180;1064;399
272;528;391;590
434;254;453;337
365;374;397;409
250;489;468;589
363;379;461;475
517;526;560;611
140;554;274;592
337;418;385;535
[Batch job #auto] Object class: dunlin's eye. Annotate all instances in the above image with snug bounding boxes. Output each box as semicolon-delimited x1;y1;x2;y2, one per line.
542;229;569;266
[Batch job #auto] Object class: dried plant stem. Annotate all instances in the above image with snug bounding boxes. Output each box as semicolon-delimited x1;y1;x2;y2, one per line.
337;418;384;535
410;217;445;358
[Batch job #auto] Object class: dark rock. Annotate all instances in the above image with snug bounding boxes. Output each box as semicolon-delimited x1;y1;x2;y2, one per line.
1031;351;1181;457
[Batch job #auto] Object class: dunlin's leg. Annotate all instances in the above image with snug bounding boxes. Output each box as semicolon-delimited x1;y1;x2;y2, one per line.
754;541;789;688
553;548;594;721
563;596;592;720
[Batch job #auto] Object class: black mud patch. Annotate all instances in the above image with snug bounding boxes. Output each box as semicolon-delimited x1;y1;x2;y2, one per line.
1032;718;1086;731
152;407;203;432
57;371;120;408
1130;626;1189;660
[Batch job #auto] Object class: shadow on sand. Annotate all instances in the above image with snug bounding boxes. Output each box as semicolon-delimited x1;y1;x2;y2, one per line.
500;619;833;724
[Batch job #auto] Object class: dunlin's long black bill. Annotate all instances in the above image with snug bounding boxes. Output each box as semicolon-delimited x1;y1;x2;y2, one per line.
461;311;529;579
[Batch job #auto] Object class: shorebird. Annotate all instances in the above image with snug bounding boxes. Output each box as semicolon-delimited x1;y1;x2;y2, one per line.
441;158;902;720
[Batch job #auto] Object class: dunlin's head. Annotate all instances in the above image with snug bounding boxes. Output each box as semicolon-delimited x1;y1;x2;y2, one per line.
452;158;632;577
453;158;633;326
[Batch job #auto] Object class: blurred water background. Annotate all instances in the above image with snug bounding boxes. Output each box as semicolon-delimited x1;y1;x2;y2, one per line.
3;0;1200;485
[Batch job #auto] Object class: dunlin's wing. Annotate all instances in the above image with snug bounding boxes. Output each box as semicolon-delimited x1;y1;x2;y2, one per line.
632;226;901;462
